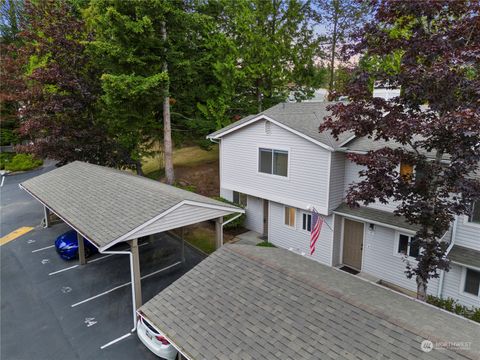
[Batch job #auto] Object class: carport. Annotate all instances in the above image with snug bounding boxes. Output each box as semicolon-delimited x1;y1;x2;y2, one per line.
19;161;243;331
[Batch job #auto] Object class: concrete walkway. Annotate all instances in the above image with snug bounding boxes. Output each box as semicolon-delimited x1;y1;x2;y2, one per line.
232;230;264;246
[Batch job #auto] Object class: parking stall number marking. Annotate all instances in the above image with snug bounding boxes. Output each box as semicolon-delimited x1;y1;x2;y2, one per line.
61;286;72;294
85;318;97;327
27;239;36;244
41;259;50;264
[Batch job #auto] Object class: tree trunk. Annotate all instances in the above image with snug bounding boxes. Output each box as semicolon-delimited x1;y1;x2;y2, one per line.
416;275;427;301
135;160;143;176
328;1;339;93
161;20;174;185
256;79;262;113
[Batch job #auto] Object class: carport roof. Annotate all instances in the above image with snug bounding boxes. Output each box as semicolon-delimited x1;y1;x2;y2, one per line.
140;245;479;360
20;161;241;249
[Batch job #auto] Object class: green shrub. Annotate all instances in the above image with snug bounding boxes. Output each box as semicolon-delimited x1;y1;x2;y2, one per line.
0;152;15;170
4;153;43;172
212;196;246;230
0;128;19;146
427;295;480;323
256;241;276;248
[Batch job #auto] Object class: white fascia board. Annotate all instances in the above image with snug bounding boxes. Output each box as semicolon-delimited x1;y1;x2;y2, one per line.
222;183;329;215
209;114;334;152
337;135;356;148
332;210;417;234
101;200;244;252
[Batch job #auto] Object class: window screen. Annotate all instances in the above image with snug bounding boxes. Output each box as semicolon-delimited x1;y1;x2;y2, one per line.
464;268;480;296
302;213;312;232
284;207;295;227
469;201;480;224
259;148;273;174
273;150;288;176
398;234;409;255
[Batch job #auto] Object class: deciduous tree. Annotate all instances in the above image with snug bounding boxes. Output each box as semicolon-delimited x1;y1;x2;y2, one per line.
14;0;130;167
321;0;480;300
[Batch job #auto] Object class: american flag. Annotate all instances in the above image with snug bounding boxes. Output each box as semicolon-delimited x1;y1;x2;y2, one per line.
310;208;323;255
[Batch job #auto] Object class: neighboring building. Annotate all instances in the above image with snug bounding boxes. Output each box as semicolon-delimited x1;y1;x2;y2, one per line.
207;102;480;308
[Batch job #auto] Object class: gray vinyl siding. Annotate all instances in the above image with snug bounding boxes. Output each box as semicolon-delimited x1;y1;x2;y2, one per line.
454;215;480;250
244;195;264;234
130;204;230;239
268;201;333;266
220;188;233;201
344;159;399;213
361;221;439;295
328;152;345;211
441;264;480;308
221;120;331;214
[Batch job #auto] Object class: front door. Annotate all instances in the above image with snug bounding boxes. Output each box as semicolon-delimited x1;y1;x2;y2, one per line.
262;200;269;239
342;219;364;270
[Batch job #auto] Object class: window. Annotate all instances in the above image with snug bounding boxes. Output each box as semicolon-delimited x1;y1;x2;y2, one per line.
302;213;312;232
233;191;247;207
259;148;288;177
284;206;295;227
400;161;414;181
468;201;480;224
463;268;480;296
397;234;420;258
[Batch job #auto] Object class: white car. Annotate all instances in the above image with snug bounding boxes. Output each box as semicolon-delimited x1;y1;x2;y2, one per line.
137;312;178;360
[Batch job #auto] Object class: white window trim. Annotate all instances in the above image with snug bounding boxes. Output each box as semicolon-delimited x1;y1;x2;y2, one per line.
300;211;312;234
393;231;419;260
257;145;291;180
283;205;296;229
459;266;480;299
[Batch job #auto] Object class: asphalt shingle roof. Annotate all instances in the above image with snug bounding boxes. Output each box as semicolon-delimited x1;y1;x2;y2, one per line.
20;161;239;248
208;102;353;149
141;244;479;360
449;245;480;269
333;203;420;232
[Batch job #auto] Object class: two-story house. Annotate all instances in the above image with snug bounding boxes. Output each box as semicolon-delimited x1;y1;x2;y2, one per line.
208;102;480;308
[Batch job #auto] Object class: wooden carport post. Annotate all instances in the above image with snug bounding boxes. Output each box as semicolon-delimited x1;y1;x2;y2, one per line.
77;232;86;265
215;216;223;249
128;238;143;309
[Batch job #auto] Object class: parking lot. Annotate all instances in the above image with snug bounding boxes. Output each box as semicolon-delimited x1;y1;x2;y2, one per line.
1;165;206;360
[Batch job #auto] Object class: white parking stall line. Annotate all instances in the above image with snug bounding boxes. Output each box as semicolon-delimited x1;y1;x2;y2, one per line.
71;282;131;308
32;245;55;253
100;332;132;350
88;253;115;263
47;242;150;276
71;261;182;308
49;265;79;276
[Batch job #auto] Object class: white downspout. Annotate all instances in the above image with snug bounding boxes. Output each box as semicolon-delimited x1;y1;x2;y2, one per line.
437;217;458;298
100;249;137;332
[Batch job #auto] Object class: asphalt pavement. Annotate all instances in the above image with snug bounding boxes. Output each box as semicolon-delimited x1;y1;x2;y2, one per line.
1;163;206;360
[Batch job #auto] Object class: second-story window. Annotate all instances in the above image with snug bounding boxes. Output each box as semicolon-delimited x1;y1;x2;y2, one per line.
468;201;480;224
259;148;288;177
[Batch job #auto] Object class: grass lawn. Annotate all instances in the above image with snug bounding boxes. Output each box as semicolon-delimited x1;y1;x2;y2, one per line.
142;145;219;179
